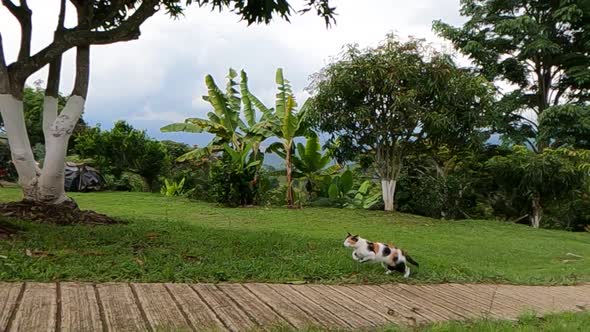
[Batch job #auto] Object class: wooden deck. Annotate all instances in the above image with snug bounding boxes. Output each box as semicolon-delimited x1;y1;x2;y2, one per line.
1;282;589;331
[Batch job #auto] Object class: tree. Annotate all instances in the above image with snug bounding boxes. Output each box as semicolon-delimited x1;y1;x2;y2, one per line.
255;69;310;207
307;35;495;211
0;0;336;212
434;0;590;151
486;146;588;228
74;121;169;190
539;104;590;149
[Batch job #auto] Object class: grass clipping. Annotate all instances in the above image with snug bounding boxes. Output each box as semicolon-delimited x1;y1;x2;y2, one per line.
0;199;120;225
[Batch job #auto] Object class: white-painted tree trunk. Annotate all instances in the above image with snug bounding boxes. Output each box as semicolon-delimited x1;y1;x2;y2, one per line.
38;96;85;203
0;94;38;199
0;94;84;204
381;179;397;212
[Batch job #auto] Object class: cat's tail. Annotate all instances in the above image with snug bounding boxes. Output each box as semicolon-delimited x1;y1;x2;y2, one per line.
406;254;419;267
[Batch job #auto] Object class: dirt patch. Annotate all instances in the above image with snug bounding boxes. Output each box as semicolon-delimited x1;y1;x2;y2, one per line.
0;199;121;225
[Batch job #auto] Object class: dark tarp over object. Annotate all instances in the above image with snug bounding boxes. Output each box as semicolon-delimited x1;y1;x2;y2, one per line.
64;162;104;192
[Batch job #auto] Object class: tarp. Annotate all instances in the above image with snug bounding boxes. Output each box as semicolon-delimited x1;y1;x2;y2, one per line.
64;162;104;192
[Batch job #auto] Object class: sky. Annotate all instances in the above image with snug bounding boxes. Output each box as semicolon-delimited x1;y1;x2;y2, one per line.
0;0;467;147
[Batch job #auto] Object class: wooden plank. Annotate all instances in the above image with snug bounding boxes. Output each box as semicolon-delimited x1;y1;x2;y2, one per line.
243;283;319;329
474;285;544;313
421;284;506;319
165;283;226;332
0;283;22;331
60;283;103;332
395;285;480;319
382;285;467;320
444;284;518;319
291;285;377;328
96;283;150;332
499;286;573;312
192;284;257;331
10;282;57;332
266;284;349;329
339;285;434;324
461;284;540;313
132;283;193;332
216;284;288;329
300;285;387;327
368;285;452;321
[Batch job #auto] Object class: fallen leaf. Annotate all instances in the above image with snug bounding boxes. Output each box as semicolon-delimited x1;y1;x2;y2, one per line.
182;255;202;262
285;280;307;285
25;249;53;257
134;257;144;266
145;232;159;240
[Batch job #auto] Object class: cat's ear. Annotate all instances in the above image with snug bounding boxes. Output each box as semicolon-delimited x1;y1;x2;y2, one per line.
347;232;352;237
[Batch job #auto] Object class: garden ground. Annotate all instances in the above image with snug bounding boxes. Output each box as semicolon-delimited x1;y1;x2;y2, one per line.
0;188;589;284
1;189;590;331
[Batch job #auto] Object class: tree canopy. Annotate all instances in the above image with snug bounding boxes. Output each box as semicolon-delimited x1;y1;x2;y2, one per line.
434;0;590;150
307;35;495;210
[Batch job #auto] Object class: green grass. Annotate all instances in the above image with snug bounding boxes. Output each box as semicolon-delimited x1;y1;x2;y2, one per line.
1;188;589;284
270;312;590;331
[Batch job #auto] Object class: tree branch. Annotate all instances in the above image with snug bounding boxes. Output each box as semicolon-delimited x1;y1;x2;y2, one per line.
2;0;32;61
71;45;90;99
46;0;67;99
7;0;159;86
0;33;10;93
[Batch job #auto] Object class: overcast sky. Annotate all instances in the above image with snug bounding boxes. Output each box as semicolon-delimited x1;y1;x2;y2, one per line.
0;0;466;146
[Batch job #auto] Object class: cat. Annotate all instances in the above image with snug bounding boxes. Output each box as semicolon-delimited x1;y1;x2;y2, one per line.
343;233;419;278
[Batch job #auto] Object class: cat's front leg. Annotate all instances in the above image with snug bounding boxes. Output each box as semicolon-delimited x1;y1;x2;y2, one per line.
352;251;360;261
358;256;372;263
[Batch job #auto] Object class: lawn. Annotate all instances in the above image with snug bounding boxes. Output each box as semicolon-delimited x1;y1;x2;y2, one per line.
0;188;589;284
275;312;590;332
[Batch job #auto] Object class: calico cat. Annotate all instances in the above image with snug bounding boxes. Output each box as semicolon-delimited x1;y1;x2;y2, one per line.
343;233;419;278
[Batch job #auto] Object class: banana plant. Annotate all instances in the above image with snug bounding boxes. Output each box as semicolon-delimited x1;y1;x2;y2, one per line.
291;132;340;198
253;68;310;207
161;69;272;162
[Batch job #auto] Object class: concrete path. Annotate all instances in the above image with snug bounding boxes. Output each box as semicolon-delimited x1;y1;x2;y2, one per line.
1;282;589;331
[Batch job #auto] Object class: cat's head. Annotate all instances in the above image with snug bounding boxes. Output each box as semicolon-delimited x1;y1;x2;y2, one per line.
343;232;360;248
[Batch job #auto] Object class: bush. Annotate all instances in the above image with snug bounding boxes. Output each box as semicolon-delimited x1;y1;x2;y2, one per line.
103;172;149;192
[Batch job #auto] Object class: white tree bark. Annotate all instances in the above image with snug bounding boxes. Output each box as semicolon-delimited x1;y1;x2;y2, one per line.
381;179;397;212
0;94;38;199
0;94;84;204
38;95;85;203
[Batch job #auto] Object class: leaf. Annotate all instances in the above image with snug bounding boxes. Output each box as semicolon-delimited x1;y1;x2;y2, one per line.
328;183;340;199
357;180;372;195
240;70;256;127
25;249;52;257
160;123;204;133
340;169;354;193
285;280;307;285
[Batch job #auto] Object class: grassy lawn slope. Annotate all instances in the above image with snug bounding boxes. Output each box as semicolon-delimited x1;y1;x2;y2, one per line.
1;189;589;284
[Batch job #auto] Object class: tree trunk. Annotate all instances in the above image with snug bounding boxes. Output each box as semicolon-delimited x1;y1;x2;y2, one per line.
285;143;294;207
0;94;38;199
38;96;85;203
530;194;542;228
381;179;396;212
